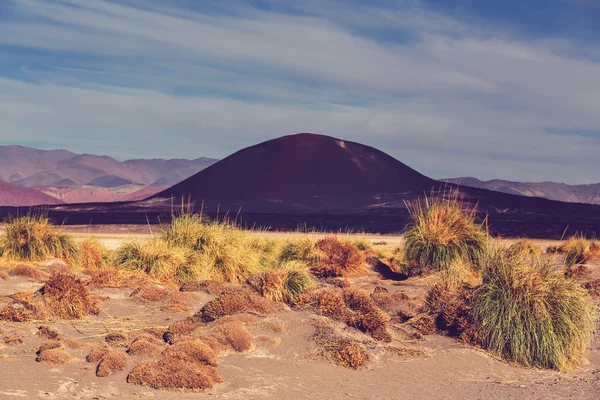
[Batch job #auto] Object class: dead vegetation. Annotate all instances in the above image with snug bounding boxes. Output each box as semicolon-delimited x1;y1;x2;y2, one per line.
311;236;365;278
247;261;315;303
39;273;100;319
96;350;127;377
36;346;71;365
195;287;279;322
312;322;369;369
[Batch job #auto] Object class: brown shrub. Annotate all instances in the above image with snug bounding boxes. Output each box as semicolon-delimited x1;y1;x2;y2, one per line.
196;287;278;322
37;339;62;353
105;332;128;347
298;288;391;341
162;340;218;367
0;271;10;281
10;265;44;280
312;324;369;369
410;314;437;335
160;292;191;313
213;323;253;353
423;278;480;345
87;346;110;363
564;265;592;280
96;351;127;377
0;292;46;322
36;347;71;365
77;239;106;269
130;286;169;302
127;357;222;391
163;318;203;344
583;279;600;298
87;267;123;288
127;335;166;357
37;325;61;340
40;273;100;319
312;237;365;278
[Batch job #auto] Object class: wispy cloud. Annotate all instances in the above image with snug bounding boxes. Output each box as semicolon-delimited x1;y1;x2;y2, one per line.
0;0;600;183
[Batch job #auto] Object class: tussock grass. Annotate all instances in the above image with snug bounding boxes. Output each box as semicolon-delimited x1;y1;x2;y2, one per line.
343;237;372;252
114;239;201;284
473;249;593;371
77;239;107;269
1;214;77;262
556;236;600;266
196;287;279;322
278;237;320;264
40;273;100;319
161;212;206;249
507;239;542;257
247;261;315;303
404;190;487;272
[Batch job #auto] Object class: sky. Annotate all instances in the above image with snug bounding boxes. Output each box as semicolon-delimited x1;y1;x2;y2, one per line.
1;0;600;183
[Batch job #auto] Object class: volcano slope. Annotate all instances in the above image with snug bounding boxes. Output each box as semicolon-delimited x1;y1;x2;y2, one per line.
152;133;435;211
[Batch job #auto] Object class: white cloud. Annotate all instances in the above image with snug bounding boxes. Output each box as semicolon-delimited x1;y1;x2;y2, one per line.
0;0;600;183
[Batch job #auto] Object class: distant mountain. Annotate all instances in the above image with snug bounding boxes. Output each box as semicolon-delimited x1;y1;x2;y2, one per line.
0;181;63;206
0;145;218;188
445;177;600;205
34;185;166;203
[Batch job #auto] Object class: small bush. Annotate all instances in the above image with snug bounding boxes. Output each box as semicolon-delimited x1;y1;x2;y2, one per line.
196;287;278;322
1;215;77;262
559;236;600;266
127;335;166;357
473;250;593;371
404;190;487;271
161;212;206;249
77;239;107;269
162;340;218;366
9;265;45;280
40;273;100;319
278;238;319;264
312;323;369;369
247;261;315;303
343;237;372;252
36;347;71;365
86;345;110;363
564;265;592;280
213;322;254;353
96;350;127;377
311;236;365;278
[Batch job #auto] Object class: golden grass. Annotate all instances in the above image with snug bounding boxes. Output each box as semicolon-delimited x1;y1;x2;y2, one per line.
473;248;593;371
507;239;542;257
1;214;77;262
77;238;107;269
556;236;600;266
404;190;487;272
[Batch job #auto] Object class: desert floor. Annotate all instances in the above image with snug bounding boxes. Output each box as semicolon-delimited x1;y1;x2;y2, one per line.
0;227;598;400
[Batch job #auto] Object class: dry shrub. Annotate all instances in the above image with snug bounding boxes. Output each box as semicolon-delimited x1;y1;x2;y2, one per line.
36;347;71;365
96;351;127;377
423;277;479;344
40;273;100;319
583;279;600;298
247;261;315;303
0;291;46;322
130;286;169;302
37;325;61;340
213;323;253;353
0;270;9;281
507;239;542;257
128;335;166;357
163;318;203;345
404;190;487;271
558;236;600;266
298;288;391;341
564;265;592;280
127;357;221;392
312;323;369;369
9;265;45;280
473;249;593;371
410;314;437;335
77;239;107;269
87;345;110;363
105;332;128;347
370;288;416;321
162;340;218;366
37;339;62;353
1;214;77;262
196;287;278;322
311;236;365;278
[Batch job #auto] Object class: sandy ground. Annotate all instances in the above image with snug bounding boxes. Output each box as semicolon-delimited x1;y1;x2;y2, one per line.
0;228;597;399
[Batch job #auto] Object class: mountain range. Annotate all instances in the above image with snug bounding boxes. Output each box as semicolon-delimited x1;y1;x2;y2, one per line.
0;145;217;205
445;177;600;205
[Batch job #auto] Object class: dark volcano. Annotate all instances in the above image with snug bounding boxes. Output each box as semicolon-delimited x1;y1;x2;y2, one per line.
153;133;435;211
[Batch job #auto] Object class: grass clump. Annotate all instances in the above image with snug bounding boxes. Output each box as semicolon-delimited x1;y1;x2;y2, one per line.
40;273;100;319
247;261;315;303
507;239;542;257
36;347;71;365
96;350;127;377
77;239;107;269
473;249;593;371
311;236;365;278
1;215;77;262
196;287;279;322
114;239;200;284
312;323;369;369
404;190;487;272
278;238;320;263
557;236;600;266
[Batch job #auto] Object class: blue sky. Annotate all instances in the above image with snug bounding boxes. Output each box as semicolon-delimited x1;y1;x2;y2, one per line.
1;0;600;183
